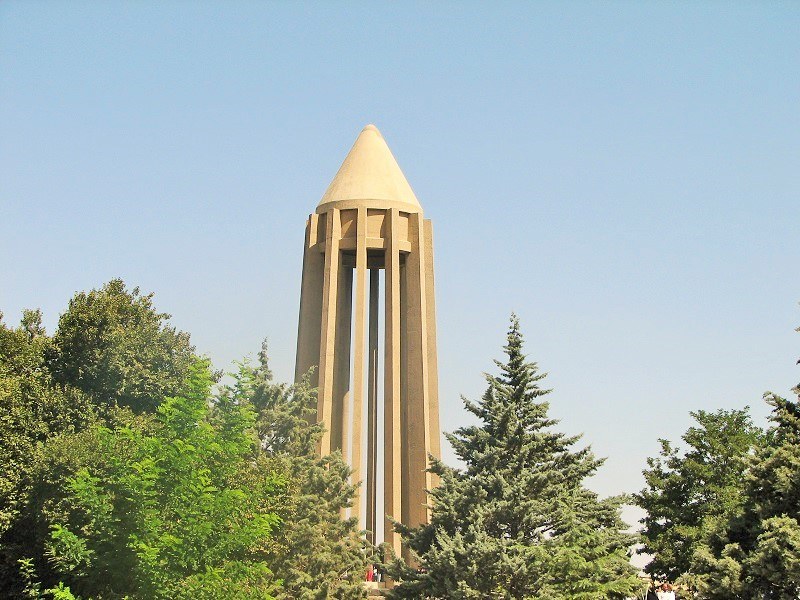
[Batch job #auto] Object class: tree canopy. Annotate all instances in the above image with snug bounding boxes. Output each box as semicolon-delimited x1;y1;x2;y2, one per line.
4;280;800;599
638;320;800;599
688;392;800;598
1;278;369;599
390;316;642;599
0;310;95;597
39;358;284;599
1;281;198;597
47;279;194;413
635;408;762;582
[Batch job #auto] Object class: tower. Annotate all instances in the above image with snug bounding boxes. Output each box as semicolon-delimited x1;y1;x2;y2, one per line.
295;124;441;555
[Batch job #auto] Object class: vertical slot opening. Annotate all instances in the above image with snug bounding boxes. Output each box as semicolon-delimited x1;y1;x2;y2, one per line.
375;268;385;546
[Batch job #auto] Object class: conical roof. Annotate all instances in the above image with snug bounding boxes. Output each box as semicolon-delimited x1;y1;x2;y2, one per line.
316;124;422;214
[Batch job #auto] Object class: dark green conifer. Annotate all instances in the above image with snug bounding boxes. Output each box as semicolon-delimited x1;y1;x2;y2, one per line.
391;316;641;599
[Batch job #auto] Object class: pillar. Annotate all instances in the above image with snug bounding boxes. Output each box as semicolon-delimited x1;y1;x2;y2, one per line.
295;214;324;384
423;219;442;491
331;260;352;463
384;208;402;556
317;208;341;455
403;213;434;528
351;207;367;525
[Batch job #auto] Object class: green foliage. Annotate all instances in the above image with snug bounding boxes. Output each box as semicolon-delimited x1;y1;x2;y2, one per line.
228;342;368;600
16;558;41;599
634;407;762;582
0;311;95;597
46;525;92;577
390;316;642;599
43;582;81;600
688;389;800;599
40;358;284;599
47;279;194;413
23;281;800;598
641;320;800;599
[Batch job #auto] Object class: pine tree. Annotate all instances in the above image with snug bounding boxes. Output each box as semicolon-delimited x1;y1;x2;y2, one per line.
229;342;368;600
391;316;641;599
741;394;800;597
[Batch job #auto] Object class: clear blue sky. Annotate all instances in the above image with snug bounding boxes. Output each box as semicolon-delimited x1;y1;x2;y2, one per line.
2;1;798;506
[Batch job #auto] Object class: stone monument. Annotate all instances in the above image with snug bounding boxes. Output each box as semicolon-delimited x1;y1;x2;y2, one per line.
295;124;441;555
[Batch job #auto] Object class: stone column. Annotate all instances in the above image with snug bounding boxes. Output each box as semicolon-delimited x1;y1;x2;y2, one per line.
384;208;402;556
350;207;367;526
424;219;442;493
295;214;324;385
317;208;341;455
402;213;434;528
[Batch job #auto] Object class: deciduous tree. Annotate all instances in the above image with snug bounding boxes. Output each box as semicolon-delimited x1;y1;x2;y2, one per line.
39;358;283;599
634;408;762;583
0;311;94;597
692;368;800;597
47;279;194;413
643;320;800;599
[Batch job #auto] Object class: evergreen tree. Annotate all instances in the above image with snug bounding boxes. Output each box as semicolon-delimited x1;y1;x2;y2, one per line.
634;408;762;583
738;394;800;597
391;316;641;599
229;342;368;600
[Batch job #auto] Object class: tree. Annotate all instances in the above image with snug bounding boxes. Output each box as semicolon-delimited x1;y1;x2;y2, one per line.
687;393;800;599
691;383;800;596
391;316;641;599
38;358;284;599
634;408;762;583
47;279;194;413
2;280;195;596
228;341;368;599
0;310;94;597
